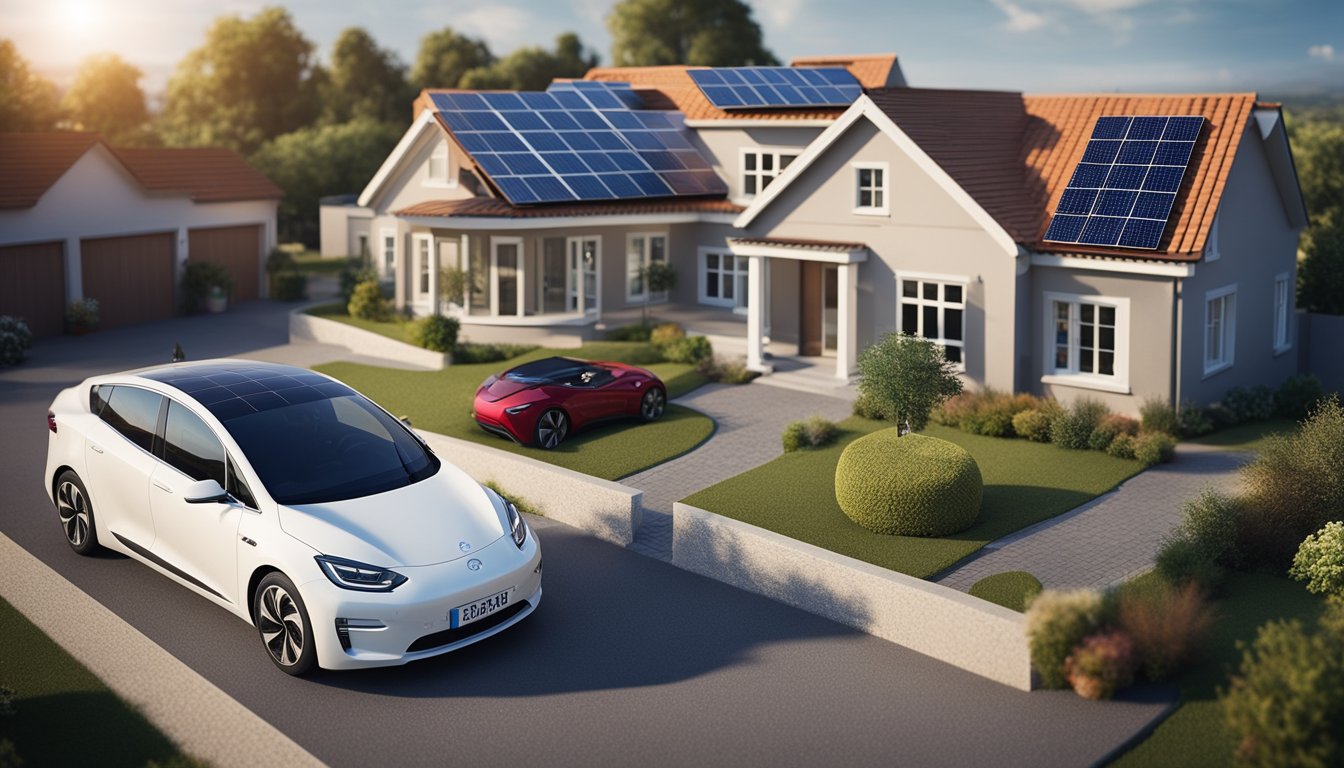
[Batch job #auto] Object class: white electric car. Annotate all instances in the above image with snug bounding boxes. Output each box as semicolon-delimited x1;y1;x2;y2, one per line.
44;360;542;675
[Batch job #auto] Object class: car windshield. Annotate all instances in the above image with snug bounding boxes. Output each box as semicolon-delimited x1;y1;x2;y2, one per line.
503;357;587;384
224;394;439;505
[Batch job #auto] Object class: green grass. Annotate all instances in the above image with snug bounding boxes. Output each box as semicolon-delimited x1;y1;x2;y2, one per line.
969;571;1043;612
0;597;196;768
316;342;713;480
1188;418;1298;452
291;251;349;275
682;418;1144;578
1110;572;1326;767
306;301;415;344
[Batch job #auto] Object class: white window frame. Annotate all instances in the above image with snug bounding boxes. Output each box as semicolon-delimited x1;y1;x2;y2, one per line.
1041;291;1131;394
896;271;968;371
738;147;799;201
1204;284;1237;377
626;232;669;304
697;246;749;312
567;235;601;315
1272;272;1292;355
379;228;396;278
412;233;434;301
490;236;525;317
852;161;890;216
425;142;454;188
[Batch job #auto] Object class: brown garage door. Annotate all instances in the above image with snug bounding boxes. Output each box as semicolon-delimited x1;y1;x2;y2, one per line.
0;241;66;338
81;232;176;329
188;225;261;302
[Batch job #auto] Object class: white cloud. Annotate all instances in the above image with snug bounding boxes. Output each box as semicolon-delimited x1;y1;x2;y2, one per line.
760;0;806;27
453;5;535;51
989;0;1048;32
1058;0;1154;13
1308;44;1335;61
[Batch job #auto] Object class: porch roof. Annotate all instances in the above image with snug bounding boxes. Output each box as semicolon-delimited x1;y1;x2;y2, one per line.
730;236;869;252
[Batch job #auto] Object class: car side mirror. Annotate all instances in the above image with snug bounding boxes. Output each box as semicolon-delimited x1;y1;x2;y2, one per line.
184;479;229;504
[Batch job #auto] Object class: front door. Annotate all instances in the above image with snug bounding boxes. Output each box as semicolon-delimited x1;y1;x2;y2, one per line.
822;264;839;356
568;237;599;313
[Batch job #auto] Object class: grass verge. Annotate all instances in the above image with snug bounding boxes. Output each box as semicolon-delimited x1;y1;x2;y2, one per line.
306;301;414;345
969;571;1043;612
0;596;196;768
291;252;348;275
1186;418;1298;452
682;418;1143;578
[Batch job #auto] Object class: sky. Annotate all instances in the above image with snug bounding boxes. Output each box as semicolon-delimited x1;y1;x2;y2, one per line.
2;0;1341;99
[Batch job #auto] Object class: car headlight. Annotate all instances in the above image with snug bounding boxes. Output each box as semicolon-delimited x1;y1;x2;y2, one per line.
315;555;408;592
504;403;533;414
504;499;527;548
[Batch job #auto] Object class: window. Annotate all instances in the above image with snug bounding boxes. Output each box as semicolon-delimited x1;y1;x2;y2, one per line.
853;162;889;215
227;456;257;509
740;149;797;198
700;248;748;309
356;233;369;260
897;275;966;366
415;236;432;297
427;143;450;184
1043;293;1130;393
626;233;668;303
1273;273;1291;354
380;230;396;275
163;401;225;487
99;385;163;453
1204;285;1236;376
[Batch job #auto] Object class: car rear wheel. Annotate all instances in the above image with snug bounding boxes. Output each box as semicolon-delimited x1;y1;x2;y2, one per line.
640;387;666;421
55;471;100;555
535;408;569;449
254;572;317;676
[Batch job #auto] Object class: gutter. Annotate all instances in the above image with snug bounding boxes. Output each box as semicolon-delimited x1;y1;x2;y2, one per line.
1172;277;1184;408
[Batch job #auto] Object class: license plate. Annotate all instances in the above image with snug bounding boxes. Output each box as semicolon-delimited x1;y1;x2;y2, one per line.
450;589;512;628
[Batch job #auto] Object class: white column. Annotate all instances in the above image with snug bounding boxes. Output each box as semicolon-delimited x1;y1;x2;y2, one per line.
428;237;440;315
837;262;858;380
64;237;83;302
746;255;772;373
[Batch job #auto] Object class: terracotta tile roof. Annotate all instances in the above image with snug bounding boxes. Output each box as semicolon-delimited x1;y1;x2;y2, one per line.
396;197;742;219
0;132;101;208
584;66;847;122
730;236;868;252
788;54;902;88
113;147;283;202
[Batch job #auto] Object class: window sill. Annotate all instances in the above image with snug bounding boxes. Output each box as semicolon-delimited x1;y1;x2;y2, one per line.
1272;344;1293;357
852;207;889;217
1040;374;1131;395
1202;361;1234;380
423;180;457;189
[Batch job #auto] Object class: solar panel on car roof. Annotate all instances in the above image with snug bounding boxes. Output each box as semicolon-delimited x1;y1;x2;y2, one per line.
687;67;863;110
1042;115;1204;250
430;82;726;205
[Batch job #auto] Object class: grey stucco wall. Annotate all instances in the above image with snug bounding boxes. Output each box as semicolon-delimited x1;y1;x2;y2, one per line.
689;125;826;203
1299;312;1344;394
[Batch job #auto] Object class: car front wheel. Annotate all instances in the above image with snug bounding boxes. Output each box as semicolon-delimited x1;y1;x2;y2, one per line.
535;408;569;449
640;387;666;421
254;572;317;676
55;471;101;555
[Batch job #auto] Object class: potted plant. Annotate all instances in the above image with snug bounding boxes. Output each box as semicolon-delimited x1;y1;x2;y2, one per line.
65;298;100;335
206;285;228;313
181;262;233;315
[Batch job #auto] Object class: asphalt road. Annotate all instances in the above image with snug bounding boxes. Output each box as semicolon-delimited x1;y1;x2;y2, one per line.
0;304;1172;767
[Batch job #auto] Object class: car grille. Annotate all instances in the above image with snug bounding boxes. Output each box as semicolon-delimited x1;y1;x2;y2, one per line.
405;601;530;653
474;418;519;443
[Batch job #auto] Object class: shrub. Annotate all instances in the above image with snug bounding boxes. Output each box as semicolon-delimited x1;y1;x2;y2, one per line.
484;481;542;517
949;389;1041;438
1089;413;1139;451
697;356;758;384
0;316;33;365
852;391;893;421
0;684;12;716
1065;630;1136;700
1156;537;1225;590
1177;402;1214;437
649;322;686;350
180;261;233;313
605;322;653;342
930;391;973;427
1013;407;1055;443
663;335;712;363
856;334;962;433
1275;374;1325;420
347;279;392;322
1133;431;1177;467
782;415;839;452
1289;521;1344;599
270;273;307;301
1176;488;1242;568
1140;396;1179;436
1117;579;1214;681
1237;396;1344;567
64;299;99;331
833;430;982;536
451;342;538;364
1050;398;1109;449
410;314;459;353
1220;604;1344;768
969;571;1043;612
338;256;375;303
1025;589;1105;689
438;266;467;306
1223;385;1276;424
1107;433;1137;459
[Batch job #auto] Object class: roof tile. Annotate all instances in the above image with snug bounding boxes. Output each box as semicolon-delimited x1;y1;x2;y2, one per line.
0;132;101;208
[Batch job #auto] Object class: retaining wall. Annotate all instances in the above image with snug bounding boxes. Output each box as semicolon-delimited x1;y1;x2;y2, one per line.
290;309;448;370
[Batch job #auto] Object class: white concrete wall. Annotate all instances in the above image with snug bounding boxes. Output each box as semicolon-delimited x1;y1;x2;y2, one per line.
319;205;373;258
289;309;448;370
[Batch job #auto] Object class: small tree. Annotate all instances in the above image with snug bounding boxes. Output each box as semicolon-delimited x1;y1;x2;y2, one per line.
856;334;962;434
640;261;676;326
439;265;467;312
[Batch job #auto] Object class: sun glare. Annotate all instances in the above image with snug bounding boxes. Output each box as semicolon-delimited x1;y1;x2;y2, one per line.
57;0;105;36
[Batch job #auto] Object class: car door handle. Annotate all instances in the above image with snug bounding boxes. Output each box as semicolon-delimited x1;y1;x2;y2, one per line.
152;480;173;494
90;444;104;454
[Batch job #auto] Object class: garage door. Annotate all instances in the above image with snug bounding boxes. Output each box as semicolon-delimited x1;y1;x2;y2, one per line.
188;225;261;302
0;241;66;338
80;232;176;329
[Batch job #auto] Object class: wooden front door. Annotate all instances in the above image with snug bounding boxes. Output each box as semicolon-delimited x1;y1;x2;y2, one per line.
0;241;66;338
800;261;822;356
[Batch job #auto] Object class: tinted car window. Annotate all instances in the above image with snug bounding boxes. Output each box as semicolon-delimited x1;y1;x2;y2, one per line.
227;456;257;509
224;394;438;505
163;400;226;486
100;386;163;452
90;384;110;415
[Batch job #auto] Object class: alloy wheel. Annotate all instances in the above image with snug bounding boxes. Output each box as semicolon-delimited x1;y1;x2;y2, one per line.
642;388;666;420
57;480;90;548
537;410;568;449
258;584;305;668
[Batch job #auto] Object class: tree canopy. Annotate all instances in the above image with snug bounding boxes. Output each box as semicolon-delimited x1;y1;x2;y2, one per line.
158;7;322;156
0;39;61;132
410;27;494;90
63;53;151;145
323;27;412;125
856;335;964;433
459;33;600;91
607;0;778;67
1288;109;1344;315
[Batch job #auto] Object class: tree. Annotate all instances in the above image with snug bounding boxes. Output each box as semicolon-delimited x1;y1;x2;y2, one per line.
410;27;494;90
323;28;412;125
638;261;676;325
63;54;151;145
459;33;599;91
607;0;779;67
0;39;61;131
250;117;403;245
158;7;321;155
1298;218;1344;315
856;334;963;434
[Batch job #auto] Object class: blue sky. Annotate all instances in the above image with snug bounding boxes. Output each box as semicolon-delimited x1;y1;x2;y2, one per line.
3;0;1341;98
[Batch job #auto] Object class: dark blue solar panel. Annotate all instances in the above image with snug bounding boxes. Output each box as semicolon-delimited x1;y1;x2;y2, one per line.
140;362;354;422
688;67;862;110
1043;115;1203;250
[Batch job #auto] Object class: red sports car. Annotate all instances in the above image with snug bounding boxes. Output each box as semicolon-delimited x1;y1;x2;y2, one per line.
472;357;667;448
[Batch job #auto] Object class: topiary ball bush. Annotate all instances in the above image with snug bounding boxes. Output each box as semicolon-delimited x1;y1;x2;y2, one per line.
834;430;983;536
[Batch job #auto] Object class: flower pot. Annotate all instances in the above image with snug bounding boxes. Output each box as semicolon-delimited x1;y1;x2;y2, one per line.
206;295;228;314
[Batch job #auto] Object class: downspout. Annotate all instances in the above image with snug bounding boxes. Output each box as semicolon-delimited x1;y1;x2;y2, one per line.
1171;277;1183;408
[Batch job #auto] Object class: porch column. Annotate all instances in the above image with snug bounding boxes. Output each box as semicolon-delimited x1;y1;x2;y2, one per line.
837;262;858;380
427;236;440;315
393;231;406;310
746;255;772;373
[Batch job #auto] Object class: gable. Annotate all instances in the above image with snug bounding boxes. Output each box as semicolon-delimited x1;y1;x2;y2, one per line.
359;111;476;212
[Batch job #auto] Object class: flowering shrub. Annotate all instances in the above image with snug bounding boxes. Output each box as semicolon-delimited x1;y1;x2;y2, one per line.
1025;588;1104;688
1289;521;1344;599
1065;630;1136;700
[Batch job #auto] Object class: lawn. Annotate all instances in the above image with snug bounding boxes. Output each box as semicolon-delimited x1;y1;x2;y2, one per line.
307;301;415;344
0;597;196;768
1111;572;1327;767
291;251;348;275
1187;418;1298;452
682;418;1144;579
316;341;714;480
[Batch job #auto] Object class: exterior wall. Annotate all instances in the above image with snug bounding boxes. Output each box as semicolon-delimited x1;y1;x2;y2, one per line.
1299;312;1344;394
379;134;475;214
319;204;373;258
689;125;828;204
1177;127;1302;406
745;117;1021;390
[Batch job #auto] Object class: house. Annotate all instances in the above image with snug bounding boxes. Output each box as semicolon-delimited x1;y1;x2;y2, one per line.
0;133;282;337
334;53;1305;414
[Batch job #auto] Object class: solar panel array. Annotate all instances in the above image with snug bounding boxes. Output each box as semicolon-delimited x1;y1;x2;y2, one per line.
1043;115;1204;250
430;82;726;205
687;66;863;110
144;362;355;422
